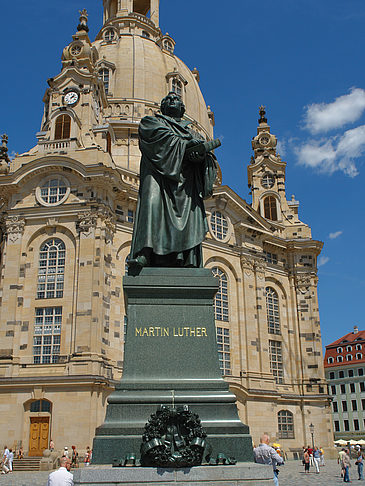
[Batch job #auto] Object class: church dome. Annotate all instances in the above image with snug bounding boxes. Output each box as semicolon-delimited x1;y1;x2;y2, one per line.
92;2;214;172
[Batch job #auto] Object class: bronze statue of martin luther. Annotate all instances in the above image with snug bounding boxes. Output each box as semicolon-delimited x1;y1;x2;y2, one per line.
129;92;221;269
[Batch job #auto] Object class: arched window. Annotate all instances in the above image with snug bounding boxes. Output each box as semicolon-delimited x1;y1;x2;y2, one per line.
37;239;65;299
212;267;228;321
328;357;334;364
266;287;281;335
210;211;228;240
54;114;71;140
356;344;362;351
337;347;343;353
263;196;277;221
104;29;115;42
347;345;353;352
164;40;173;53
142;30;150;38
337;355;343;362
356;353;363;360
172;78;182;98
278;410;294;438
346;354;353;361
99;68;110;94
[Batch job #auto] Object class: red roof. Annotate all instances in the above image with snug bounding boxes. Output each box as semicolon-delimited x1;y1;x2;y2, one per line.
324;329;365;368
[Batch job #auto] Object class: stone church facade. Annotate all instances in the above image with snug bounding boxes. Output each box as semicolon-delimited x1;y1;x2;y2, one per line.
0;0;333;457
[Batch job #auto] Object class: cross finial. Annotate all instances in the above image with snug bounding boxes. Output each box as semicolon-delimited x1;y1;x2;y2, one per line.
77;8;89;32
258;105;267;124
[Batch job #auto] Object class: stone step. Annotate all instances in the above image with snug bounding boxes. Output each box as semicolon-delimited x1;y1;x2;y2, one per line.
12;457;41;471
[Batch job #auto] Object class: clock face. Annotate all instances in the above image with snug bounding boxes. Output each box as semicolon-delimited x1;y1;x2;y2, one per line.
64;91;79;106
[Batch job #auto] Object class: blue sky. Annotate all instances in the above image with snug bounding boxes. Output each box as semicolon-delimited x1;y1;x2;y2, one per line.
1;0;364;349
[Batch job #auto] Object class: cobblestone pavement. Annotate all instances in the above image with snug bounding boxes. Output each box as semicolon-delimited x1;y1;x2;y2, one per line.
0;459;363;485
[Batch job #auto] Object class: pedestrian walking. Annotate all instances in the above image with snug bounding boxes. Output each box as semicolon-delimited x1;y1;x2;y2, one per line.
339;448;346;478
355;450;364;480
84;446;91;466
342;448;352;483
303;448;310;474
313;446;321;474
253;433;284;486
71;445;78;468
47;456;73;485
307;445;314;467
49;439;55;452
7;449;13;473
1;446;9;474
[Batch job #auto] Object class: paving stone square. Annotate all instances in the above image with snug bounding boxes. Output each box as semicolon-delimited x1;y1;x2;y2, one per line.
0;459;363;485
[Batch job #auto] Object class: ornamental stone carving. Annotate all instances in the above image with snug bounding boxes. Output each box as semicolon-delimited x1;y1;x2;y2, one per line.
77;211;98;237
295;273;314;294
240;255;255;276
3;216;26;243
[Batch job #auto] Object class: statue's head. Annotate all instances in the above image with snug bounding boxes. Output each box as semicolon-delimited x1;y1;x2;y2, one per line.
160;92;185;118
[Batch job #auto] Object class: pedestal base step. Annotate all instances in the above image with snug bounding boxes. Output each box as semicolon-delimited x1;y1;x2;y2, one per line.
73;463;273;485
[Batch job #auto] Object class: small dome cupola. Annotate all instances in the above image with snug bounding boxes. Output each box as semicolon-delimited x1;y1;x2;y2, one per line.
62;9;99;73
103;0;159;27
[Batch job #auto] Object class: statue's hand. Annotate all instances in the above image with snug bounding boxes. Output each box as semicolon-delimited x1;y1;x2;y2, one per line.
187;150;205;162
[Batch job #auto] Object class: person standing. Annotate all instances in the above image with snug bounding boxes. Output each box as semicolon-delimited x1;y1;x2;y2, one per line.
47;456;73;486
303;448;310;474
319;446;325;466
254;433;284;486
313;446;320;474
342;448;352;483
1;446;9;474
356;450;364;480
49;439;55;452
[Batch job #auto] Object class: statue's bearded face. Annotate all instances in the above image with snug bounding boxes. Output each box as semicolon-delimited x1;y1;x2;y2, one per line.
161;93;185;118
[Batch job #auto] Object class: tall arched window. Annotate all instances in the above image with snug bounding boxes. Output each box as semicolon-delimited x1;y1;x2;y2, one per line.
54;114;71;140
212;267;228;321
278;410;294;438
172;78;182;98
263;196;277;221
266;287;281;335
99;68;110;94
37;239;65;299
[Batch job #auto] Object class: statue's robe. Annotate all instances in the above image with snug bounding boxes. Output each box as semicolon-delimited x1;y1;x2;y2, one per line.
130;114;217;267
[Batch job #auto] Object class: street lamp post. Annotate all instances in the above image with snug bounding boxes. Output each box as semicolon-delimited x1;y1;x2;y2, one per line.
309;423;315;449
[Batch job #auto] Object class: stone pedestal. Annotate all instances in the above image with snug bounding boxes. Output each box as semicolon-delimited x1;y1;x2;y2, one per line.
73;464;273;485
92;268;253;464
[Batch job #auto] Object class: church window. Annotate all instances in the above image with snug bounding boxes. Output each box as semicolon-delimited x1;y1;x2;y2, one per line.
30;399;51;413
172;78;182;98
142;30;150;38
212;267;229;322
266;287;281;335
54;114;71;140
127;210;134;223
216;327;231;376
164;40;174;53
278;410;294;439
33;307;62;364
39;178;68;205
99;68;110;94
264;196;278;221
37;239;65;300
262;173;275;189
106;132;112;154
210;211;228;240
70;44;82;57
269;340;283;384
264;251;278;264
104;29;116;41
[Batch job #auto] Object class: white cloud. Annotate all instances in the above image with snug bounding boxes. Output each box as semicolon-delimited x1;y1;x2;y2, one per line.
295;124;365;177
318;256;330;267
276;139;286;157
329;231;343;239
304;88;365;134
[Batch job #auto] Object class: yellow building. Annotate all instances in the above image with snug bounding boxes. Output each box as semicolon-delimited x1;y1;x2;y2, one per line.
0;0;333;458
